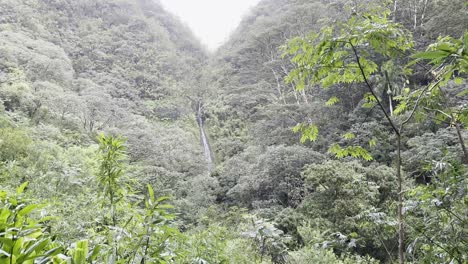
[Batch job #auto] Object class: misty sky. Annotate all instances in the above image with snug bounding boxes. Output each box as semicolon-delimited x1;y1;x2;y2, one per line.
159;0;261;50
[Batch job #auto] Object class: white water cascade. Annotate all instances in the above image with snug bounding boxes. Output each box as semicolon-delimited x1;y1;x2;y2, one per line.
196;102;214;170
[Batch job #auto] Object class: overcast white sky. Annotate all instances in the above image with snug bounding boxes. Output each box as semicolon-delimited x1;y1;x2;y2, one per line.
159;0;261;50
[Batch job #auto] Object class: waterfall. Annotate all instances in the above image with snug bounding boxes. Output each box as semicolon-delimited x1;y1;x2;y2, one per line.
196;102;214;170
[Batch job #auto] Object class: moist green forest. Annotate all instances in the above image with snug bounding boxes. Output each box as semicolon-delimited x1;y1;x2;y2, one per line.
0;0;466;263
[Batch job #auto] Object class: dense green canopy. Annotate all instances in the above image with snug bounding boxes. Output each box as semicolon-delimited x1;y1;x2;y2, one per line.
0;0;466;263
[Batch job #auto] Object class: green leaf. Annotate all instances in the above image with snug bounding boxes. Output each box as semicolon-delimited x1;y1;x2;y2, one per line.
0;208;11;223
17;238;50;263
155;196;170;203
18;205;37;217
73;240;88;264
328;144;345;159
147;184;155;204
292;123;302;133
412;50;449;60
0;237;14;249
362;102;377;108
87;244;101;262
293;123;319;143
364;93;378;102
12;237;24;256
325;96;340;106
454;77;464;85
16;182;29;195
343;132;356;140
394;102;407;115
456;89;468;97
328;145;373;161
37;247;62;264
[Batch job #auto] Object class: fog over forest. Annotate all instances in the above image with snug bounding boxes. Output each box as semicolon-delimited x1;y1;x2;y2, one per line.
0;0;466;263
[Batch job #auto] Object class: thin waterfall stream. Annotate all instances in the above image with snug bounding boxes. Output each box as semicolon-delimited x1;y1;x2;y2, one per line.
196;102;214;170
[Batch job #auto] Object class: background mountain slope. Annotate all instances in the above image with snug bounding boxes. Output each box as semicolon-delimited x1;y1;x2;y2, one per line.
0;0;217;231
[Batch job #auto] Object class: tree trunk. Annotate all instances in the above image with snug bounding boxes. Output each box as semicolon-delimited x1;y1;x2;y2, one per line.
280;64;301;105
271;68;286;104
419;0;430;30
300;89;309;104
351;43;405;263
385;71;394;116
293;90;300;105
455;122;468;164
397;134;405;264
389;95;394;116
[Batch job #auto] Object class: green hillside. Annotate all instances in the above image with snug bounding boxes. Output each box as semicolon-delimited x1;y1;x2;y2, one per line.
0;0;466;263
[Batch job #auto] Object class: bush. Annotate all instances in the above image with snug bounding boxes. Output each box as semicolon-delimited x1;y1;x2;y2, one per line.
0;127;31;162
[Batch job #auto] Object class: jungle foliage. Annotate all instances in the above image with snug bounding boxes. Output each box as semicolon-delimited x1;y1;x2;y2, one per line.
0;0;466;263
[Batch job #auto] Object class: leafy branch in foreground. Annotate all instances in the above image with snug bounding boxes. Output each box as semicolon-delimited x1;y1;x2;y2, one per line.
283;9;414;263
284;9;466;262
0;182;62;264
283;10;413;160
408;31;468;164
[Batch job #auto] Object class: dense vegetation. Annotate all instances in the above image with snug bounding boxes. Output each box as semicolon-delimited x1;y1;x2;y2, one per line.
0;0;466;263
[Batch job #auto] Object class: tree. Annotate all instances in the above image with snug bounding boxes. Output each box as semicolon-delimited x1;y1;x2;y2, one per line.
0;127;31;162
284;7;466;262
406;154;467;263
283;9;414;263
222;145;324;210
96;134;127;227
301;161;400;261
409;31;468;163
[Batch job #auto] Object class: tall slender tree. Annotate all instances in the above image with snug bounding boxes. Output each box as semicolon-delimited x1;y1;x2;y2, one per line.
283;9;415;263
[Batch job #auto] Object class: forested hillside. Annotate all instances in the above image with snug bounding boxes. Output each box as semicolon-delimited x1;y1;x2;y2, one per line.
0;0;466;263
